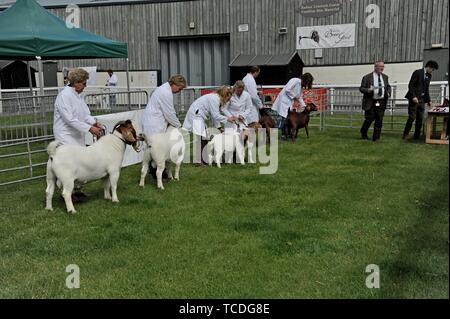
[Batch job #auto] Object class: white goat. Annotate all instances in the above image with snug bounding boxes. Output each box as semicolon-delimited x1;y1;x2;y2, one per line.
207;131;246;168
45;120;140;213
139;126;185;190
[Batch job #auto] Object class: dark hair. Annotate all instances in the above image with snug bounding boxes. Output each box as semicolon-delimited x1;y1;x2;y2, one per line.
425;60;439;70
249;66;260;74
300;73;314;89
107;69;113;73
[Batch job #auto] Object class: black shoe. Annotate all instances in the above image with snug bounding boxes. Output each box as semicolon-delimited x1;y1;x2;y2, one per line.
402;133;409;140
361;134;369;140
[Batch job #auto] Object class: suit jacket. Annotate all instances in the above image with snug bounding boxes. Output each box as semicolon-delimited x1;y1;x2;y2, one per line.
359;73;391;111
405;69;432;103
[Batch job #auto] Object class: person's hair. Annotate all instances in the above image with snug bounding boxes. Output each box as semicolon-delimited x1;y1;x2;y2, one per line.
233;80;245;90
300;73;314;89
216;86;233;105
67;68;89;85
249;66;260;74
425;60;439;70
168;74;187;87
107;69;113;74
374;60;385;66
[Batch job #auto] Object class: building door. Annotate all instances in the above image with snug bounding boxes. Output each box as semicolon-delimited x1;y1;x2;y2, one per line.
160;35;230;86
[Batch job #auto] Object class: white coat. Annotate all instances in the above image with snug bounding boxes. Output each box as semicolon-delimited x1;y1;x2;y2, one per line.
141;82;181;135
182;93;228;138
243;73;263;112
272;78;306;118
106;74;118;93
53;86;96;146
222;91;254;131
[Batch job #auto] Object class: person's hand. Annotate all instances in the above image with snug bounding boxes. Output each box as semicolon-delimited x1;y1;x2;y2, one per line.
368;86;374;93
412;97;419;104
238;115;245;122
227;116;236;123
426;102;432;108
93;122;103;128
89;126;103;137
219;127;224;133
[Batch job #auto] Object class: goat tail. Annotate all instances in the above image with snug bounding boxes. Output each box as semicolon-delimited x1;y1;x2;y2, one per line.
47;140;61;158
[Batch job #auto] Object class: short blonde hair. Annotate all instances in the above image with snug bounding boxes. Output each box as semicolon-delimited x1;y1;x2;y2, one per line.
67;68;89;85
216;86;233;106
169;74;187;87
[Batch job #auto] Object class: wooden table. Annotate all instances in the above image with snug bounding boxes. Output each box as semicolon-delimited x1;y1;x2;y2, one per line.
425;108;449;145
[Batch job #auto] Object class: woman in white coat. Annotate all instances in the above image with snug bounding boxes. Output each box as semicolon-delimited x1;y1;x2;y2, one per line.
222;81;254;132
272;73;314;139
182;86;236;164
141;74;186;136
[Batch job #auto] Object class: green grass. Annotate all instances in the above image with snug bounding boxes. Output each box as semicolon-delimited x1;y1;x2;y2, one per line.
0;127;448;298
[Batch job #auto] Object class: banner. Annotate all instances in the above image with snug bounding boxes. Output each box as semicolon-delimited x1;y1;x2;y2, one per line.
296;23;356;49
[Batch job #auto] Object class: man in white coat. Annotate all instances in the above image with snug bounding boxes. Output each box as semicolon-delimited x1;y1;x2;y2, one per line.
141;74;186;135
272;73;314;140
106;69;118;107
242;66;263;119
182;86;236;164
53;68;103;199
222;81;254;132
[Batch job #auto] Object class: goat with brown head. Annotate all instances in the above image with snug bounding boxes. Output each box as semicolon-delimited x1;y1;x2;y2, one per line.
113;120;143;152
286;102;317;142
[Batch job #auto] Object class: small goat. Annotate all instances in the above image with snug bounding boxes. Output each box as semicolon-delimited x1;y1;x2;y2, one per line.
139;126;185;190
45;120;140;213
286;103;317;142
207;132;246;168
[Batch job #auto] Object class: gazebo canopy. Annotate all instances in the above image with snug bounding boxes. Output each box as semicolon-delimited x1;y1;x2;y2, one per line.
0;0;128;60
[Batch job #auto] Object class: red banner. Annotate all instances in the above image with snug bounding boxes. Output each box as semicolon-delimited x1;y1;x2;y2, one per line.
200;87;328;112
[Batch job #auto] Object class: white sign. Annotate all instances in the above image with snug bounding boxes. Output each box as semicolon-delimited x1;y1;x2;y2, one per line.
296;23;356;49
81;66;97;86
238;24;249;32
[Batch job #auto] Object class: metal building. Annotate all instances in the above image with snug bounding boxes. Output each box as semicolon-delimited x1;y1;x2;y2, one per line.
1;0;449;85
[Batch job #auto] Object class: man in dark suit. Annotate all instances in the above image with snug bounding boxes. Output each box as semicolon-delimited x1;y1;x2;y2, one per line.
403;60;439;140
359;60;392;141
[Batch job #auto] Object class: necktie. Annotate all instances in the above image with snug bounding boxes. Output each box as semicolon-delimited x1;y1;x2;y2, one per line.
378;74;382;97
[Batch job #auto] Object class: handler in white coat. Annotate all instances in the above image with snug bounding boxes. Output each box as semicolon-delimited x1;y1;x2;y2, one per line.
182;86;236;164
272;73;314;139
141;74;186;135
54;68;103;146
222;81;254;132
242;66;263;118
106;69;118;107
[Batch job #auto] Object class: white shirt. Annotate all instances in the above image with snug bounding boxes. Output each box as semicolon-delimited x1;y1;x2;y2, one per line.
372;72;385;100
242;73;263;109
106;74;118;92
272;78;305;118
141;82;181;135
182;93;228;137
53;86;96;146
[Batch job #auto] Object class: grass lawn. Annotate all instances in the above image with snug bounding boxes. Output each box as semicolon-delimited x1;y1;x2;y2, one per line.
0;127;448;298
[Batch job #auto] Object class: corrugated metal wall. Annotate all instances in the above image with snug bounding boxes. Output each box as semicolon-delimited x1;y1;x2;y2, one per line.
48;0;449;71
160;36;230;86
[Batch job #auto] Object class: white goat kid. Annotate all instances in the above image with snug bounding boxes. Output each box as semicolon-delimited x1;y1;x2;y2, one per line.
207;131;245;168
45;120;140;213
139;125;185;190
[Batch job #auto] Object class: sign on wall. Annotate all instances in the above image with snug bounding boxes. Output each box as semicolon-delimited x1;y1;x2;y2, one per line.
296;24;356;50
300;0;342;18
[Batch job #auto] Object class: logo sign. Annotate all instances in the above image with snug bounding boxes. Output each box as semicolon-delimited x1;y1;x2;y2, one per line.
300;0;342;18
297;24;356;49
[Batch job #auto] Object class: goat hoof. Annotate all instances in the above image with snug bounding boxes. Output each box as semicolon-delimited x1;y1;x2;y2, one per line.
68;210;76;214
45;207;53;211
112;199;119;203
